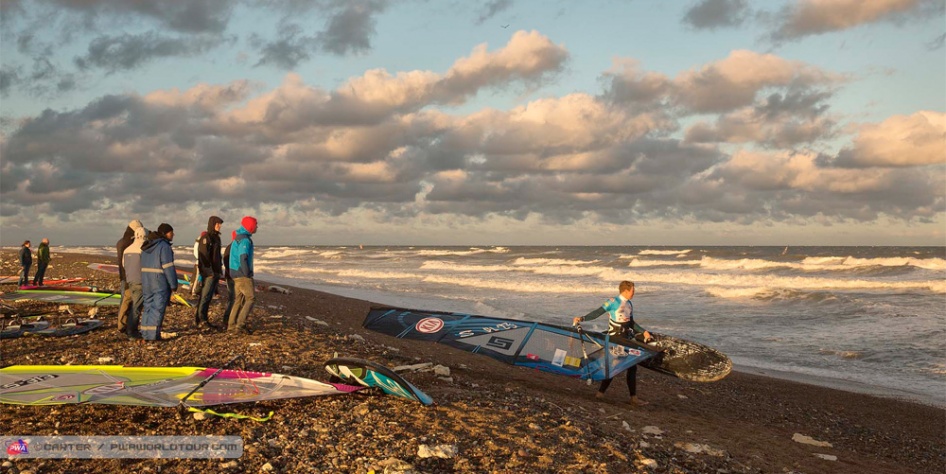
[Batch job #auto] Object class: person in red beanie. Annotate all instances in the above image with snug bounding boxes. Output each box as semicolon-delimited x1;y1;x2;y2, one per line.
227;216;257;334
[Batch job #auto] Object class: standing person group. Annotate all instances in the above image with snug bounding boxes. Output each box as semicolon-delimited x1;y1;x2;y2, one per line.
17;238;52;286
117;215;258;340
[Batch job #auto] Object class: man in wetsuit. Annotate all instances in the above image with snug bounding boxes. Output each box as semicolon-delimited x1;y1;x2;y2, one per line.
573;280;652;406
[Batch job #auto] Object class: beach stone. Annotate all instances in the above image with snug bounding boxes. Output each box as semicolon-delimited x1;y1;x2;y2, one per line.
622;421;632;432
348;334;365;343
813;453;837;461
417;444;458;459
432;365;450;376
639;458;658;468
642;426;664;436
304;316;329;326
192;411;206;421
97;357;113;363
261;462;275;472
394;363;433;372
792;433;832;448
378;457;415;473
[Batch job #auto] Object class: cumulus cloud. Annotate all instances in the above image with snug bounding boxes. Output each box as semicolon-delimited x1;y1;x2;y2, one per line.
0;41;942;237
770;0;944;42
682;0;750;30
48;0;236;34
834;111;946;167
603;50;843;115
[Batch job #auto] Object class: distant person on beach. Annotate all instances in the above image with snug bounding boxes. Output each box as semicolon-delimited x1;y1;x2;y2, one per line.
227;216;257;335
194;216;224;330
573;280;652;406
222;230;237;326
18;240;32;286
32;238;50;286
140;223;178;341
120;224;148;339
116;220;144;333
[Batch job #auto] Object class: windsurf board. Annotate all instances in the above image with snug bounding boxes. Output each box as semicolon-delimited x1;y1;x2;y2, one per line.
325;357;434;405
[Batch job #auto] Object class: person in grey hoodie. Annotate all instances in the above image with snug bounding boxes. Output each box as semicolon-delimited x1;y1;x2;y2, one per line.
117;220;144;332
120;225;148;339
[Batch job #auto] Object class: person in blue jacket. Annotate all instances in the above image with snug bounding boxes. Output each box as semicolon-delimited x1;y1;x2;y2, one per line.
573;280;652;406
227;216;257;334
140;223;177;341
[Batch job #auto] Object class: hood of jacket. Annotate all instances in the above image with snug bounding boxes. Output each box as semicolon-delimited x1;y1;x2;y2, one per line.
141;231;167;253
236;225;253;238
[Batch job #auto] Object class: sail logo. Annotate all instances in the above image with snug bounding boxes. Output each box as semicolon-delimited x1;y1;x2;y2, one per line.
415;318;444;334
6;439;28;455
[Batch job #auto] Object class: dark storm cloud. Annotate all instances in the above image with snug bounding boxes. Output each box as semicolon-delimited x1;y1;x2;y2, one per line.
682;0;750;30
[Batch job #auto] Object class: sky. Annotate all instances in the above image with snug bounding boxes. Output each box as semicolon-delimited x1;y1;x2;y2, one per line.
1;0;944;246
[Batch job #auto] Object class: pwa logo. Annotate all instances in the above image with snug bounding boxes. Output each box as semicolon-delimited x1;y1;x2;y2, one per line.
6;439;29;455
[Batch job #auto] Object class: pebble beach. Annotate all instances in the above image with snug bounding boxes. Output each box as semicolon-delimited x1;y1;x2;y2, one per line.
1;252;943;474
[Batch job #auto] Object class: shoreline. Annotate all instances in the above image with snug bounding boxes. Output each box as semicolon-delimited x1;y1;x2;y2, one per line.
1;251;943;473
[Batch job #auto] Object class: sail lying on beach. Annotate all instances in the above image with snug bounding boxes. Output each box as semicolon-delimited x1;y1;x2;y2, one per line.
0;365;361;408
0;290;121;306
363;306;658;381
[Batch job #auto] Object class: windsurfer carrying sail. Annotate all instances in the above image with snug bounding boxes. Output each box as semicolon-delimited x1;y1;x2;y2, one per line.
573;280;652;406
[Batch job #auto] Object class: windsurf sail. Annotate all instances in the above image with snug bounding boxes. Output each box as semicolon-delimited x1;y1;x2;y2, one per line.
17;284;101;292
0;290;121;306
363;307;658;381
325;357;434;406
0;365;362;411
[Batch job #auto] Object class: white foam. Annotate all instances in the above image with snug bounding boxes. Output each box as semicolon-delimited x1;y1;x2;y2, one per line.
637;249;693;256
511;257;598;266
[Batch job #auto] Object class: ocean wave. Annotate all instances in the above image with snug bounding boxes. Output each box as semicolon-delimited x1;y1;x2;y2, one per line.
511;257;598;266
411;247;510;257
636;249;693;257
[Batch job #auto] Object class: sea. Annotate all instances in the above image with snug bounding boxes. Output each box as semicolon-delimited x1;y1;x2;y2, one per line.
61;245;946;406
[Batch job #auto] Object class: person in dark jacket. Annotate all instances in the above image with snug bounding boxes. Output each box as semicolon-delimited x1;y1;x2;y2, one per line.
18;241;32;286
32;238;51;285
194;215;224;329
140;224;177;341
116;220;144;333
227;216;257;334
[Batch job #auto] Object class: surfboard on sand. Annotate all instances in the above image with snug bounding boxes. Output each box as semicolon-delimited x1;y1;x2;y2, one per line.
28;318;105;337
0;290;121;306
18;284;102;292
630;332;732;382
325;357;434;406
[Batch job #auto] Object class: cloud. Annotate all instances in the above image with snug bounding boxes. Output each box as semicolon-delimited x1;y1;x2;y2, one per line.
684;90;837;147
834;111;946;167
1;41;941;235
770;0;944;42
603;50;843;114
74;32;225;73
48;0;235;34
251;26;317;69
316;0;386;55
682;0;750;30
476;0;514;25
